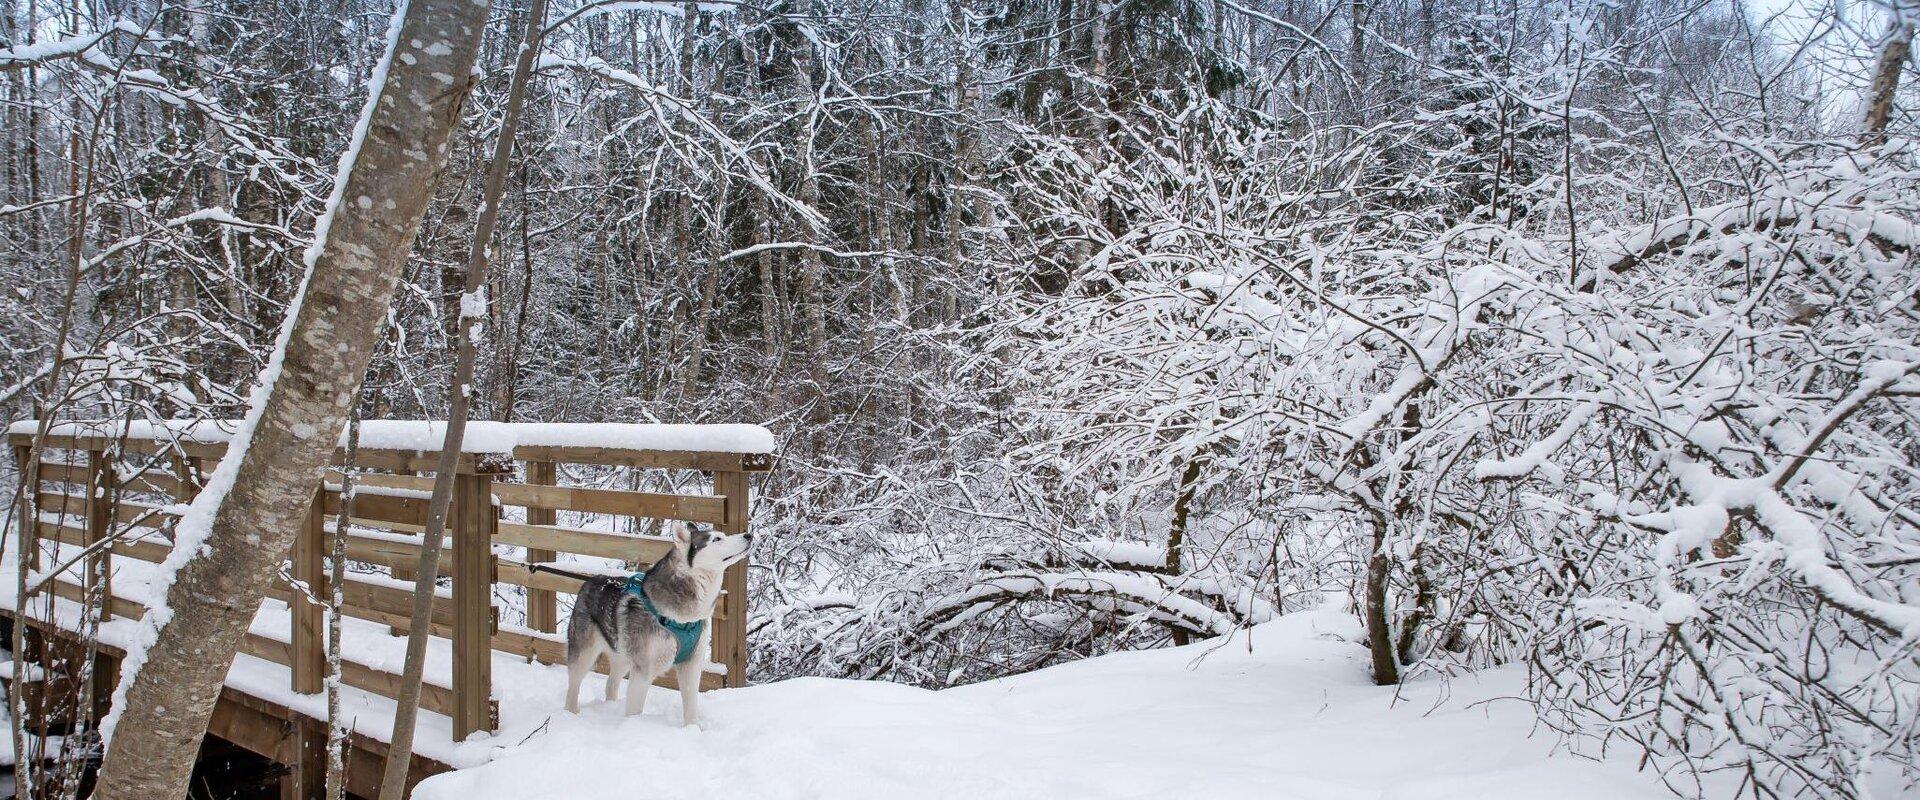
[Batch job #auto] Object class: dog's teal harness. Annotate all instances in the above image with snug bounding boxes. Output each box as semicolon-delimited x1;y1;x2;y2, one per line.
624;571;704;664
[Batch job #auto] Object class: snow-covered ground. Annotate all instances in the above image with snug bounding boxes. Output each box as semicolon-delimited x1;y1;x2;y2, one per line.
416;609;1694;800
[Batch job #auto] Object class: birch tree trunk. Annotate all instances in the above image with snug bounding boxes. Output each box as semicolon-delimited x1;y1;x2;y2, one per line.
88;1;487;796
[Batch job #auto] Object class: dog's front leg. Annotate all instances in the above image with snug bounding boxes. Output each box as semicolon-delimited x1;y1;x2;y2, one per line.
625;658;655;716
674;657;703;727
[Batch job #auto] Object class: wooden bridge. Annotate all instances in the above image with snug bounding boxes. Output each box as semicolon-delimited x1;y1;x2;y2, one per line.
4;420;772;797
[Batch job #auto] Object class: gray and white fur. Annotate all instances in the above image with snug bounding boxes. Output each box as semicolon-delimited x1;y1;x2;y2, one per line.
564;520;751;725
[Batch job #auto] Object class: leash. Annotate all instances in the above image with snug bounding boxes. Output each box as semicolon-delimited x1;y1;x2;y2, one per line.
524;562;607;583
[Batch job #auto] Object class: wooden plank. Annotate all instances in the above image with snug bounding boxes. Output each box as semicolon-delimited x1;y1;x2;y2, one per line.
4;432;493;474
494;521;674;563
341;531;451;573
0;608;127;658
14;445;37;572
337;577;457;629
7;432;229;461
713;470;751;688
36;491;175;529
278;715;326;800
46;577;148;620
321;491;427;529
169;454;207;501
290;489;325;694
35;460;187;497
208;686;455;800
496;561;588;594
33;461;87;487
238;632;460;718
523;461;559;633
387;470;422;588
510;445;773;473
452;472;498;739
37;520;170;563
261;573;455;630
488;481;727;524
324;468;437;494
206;687;301;774
12;430;773;472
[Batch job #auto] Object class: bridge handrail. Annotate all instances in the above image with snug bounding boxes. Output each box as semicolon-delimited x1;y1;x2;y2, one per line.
9;419;768;741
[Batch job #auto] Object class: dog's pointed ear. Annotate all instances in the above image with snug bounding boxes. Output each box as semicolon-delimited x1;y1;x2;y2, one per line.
672;521;691;544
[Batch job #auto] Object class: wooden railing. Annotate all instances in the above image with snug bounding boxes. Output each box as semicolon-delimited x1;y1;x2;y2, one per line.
8;422;771;741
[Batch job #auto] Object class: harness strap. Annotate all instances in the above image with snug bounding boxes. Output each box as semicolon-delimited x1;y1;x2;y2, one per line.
624;571;705;665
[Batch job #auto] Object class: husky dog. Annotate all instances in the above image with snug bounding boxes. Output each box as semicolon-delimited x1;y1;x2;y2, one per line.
560;521;751;724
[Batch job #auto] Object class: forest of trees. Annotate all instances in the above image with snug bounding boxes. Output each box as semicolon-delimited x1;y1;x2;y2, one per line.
3;0;1917;796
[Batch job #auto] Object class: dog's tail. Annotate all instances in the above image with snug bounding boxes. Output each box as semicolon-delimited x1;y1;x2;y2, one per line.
525;563;610;583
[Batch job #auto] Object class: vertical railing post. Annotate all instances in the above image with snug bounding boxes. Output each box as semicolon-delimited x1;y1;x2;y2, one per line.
523;460;558;633
713;470;750;688
451;469;499;739
291;487;326;694
84;449;112;604
388;468;419;586
11;445;34;571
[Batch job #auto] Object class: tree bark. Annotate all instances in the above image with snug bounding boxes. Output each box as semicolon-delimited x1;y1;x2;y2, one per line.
1363;512;1400;685
88;1;487;796
1862;19;1912;148
378;0;548;794
1165;456;1204;646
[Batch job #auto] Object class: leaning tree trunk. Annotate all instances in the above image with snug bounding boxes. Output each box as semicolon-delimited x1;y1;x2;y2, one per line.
89;2;487;797
377;0;548;793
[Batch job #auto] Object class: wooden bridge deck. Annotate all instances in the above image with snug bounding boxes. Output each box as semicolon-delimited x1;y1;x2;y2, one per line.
5;420;772;797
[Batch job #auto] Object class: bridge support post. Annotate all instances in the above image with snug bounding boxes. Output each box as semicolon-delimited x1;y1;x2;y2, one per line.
277;717;326;800
12;445;35;571
451;470;500;739
713;470;750;688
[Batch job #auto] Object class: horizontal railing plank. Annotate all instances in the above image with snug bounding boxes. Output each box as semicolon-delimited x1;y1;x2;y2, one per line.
9;433;485;473
488;482;725;524
46;576;148;619
38;520;171;562
507;445;771;473
494;521;673;563
322;492;426;529
239;632;459;717
36;492;176;530
14;432;773;473
35;460;202;498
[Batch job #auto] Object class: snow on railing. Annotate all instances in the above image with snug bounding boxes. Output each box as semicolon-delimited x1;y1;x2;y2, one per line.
8;419;777;455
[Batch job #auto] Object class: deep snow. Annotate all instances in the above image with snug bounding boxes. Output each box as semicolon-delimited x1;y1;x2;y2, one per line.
415;609;1692;800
